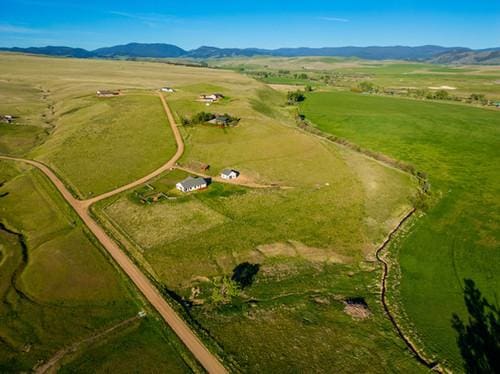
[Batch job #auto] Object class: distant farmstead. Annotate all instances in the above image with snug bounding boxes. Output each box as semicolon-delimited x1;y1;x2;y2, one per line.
198;93;224;103
220;169;240;180
96;90;120;97
176;176;207;192
208;115;230;126
161;87;175;93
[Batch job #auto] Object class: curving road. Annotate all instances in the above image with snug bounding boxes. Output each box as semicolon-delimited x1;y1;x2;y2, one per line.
0;93;227;374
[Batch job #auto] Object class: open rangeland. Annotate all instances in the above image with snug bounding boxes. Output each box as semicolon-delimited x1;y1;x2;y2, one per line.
78;54;424;372
2;51;497;373
300;90;500;371
0;161;196;373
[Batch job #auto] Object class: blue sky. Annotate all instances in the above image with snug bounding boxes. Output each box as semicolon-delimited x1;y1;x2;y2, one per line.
1;1;499;49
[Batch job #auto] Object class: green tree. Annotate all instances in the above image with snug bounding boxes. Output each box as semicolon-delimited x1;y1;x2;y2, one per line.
210;277;240;304
287;90;305;104
358;81;376;93
434;90;450;100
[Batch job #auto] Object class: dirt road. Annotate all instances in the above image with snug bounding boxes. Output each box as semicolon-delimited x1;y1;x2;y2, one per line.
0;93;227;374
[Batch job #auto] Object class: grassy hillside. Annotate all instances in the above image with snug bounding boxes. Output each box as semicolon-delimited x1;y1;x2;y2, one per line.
0;53;263;197
0;161;193;372
31;93;177;198
0;80;52;155
300;91;500;370
91;67;422;371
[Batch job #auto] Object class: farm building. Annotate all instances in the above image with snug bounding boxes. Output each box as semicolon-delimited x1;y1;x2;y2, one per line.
221;169;240;180
208;115;230;126
161;87;175;92
176;176;207;193
96;90;120;97
198;93;224;103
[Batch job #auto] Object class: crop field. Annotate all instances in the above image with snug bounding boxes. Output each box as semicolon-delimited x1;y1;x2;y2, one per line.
0;161;193;372
300;91;500;370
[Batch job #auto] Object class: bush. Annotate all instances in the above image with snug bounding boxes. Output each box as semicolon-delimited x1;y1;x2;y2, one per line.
358;81;377;93
287;90;305;104
210;276;240;304
191;111;215;124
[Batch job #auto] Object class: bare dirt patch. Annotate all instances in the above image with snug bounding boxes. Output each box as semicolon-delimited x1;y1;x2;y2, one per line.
428;85;456;90
343;298;372;320
267;84;305;91
255;240;352;264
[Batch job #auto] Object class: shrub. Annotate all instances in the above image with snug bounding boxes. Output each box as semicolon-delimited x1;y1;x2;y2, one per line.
210;276;240;304
287;90;306;104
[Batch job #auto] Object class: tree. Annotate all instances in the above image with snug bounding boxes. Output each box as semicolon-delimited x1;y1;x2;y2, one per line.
191;111;215;124
434;89;450;100
358;81;376;93
287;90;305;104
451;279;500;374
304;85;313;92
210;276;240;304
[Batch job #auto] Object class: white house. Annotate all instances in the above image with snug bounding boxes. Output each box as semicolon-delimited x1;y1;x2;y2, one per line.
161;87;175;93
199;93;224;103
176;176;207;192
220;169;240;180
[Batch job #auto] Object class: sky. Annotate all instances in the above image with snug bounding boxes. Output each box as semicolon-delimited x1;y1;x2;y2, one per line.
1;0;499;50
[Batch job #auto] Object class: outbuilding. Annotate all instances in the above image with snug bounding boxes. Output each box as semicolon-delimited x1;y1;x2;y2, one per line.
176;176;207;192
220;169;240;180
161;87;175;93
96;90;120;97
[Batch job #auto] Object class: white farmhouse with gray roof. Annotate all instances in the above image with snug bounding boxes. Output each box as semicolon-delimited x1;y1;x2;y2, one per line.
220;169;240;180
176;176;207;192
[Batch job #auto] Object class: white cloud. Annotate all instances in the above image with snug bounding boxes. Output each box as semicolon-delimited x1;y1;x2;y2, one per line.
317;16;350;23
109;11;177;28
0;23;41;33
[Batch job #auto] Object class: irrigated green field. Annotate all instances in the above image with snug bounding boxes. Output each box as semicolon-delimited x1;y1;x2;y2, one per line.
300;91;500;370
212;57;500;100
0;161;194;372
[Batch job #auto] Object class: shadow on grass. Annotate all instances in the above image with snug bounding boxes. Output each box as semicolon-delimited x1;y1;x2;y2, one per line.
451;279;500;373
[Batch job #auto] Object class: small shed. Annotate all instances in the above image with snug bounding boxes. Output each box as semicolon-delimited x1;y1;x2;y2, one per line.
220;169;240;180
97;90;120;97
161;87;175;93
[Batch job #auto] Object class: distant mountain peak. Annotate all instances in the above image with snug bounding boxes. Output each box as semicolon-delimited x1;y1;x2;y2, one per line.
0;42;497;64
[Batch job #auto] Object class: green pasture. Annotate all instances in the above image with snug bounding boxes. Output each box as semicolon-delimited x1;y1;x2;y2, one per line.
300;91;500;370
0;161;196;372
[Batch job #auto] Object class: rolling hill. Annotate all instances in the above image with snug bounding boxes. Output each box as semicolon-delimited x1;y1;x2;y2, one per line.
1;42;499;64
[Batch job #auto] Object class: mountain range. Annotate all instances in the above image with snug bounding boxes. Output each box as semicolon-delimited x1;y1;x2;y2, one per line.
1;43;499;64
